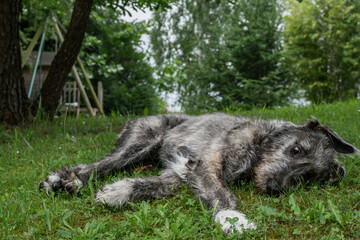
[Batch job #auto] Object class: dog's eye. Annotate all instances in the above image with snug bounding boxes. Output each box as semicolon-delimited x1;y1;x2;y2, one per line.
290;145;306;158
293;146;301;155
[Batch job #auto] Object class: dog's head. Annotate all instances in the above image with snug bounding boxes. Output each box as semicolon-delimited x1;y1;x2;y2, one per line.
254;119;359;195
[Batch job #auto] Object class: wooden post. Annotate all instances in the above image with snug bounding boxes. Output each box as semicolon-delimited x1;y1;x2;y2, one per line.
76;56;105;117
98;81;103;109
54;22;95;117
21;23;44;68
73;82;77;102
70;65;95;116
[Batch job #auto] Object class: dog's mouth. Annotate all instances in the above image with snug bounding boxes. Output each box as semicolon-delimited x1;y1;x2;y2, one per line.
265;175;306;196
265;165;346;195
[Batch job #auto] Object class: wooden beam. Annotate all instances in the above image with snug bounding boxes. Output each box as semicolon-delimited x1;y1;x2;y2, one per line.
76;56;105;117
98;81;103;109
71;65;95;116
22;23;44;68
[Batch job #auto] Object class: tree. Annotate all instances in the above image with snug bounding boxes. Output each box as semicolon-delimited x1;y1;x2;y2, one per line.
82;7;162;114
0;0;29;125
0;0;90;123
40;0;94;117
225;0;292;109
283;0;360;103
151;0;293;112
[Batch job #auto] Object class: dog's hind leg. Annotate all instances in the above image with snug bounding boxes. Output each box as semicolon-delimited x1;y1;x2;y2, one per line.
39;115;189;195
94;169;182;207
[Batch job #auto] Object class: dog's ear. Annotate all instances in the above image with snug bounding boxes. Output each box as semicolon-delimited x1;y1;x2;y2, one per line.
305;119;360;155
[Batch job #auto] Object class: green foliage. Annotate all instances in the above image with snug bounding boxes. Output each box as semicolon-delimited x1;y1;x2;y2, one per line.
95;0;176;15
151;0;294;112
21;0;176;35
20;1;73;51
283;0;360;103
225;0;294;109
81;7;163;114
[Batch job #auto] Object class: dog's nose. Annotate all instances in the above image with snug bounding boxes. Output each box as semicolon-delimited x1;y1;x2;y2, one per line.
266;180;282;196
330;165;346;184
337;166;346;178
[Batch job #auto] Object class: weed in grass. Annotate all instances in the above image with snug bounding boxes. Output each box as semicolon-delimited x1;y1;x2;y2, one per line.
88;170;95;204
327;199;348;226
288;193;301;216
56;208;107;239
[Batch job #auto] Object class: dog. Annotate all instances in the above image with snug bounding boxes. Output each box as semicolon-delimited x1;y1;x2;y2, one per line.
39;113;359;234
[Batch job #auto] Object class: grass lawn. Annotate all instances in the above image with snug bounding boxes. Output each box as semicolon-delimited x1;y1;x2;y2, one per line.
1;100;359;239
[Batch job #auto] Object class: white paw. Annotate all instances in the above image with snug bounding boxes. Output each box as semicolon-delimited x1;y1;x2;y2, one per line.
95;179;133;207
214;210;256;234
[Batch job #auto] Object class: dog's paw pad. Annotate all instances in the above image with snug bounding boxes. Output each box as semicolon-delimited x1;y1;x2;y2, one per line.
215;210;256;234
39;171;83;196
39;174;62;196
64;181;75;194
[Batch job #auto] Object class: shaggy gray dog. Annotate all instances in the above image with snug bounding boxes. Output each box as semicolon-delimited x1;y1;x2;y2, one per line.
40;113;359;234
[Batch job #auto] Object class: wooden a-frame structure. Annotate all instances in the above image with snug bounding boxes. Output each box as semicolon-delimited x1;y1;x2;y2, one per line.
22;17;105;117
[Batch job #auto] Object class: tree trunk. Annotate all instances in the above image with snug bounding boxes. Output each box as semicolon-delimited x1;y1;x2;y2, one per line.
0;0;30;125
41;0;93;117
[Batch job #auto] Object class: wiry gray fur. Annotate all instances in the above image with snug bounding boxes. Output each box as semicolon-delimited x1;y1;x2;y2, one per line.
40;113;359;234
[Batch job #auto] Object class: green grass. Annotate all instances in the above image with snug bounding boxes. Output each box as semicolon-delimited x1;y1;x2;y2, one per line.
1;100;359;239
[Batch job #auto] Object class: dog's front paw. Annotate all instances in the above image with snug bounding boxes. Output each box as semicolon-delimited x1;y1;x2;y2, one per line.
39;170;83;196
214;210;256;234
95;179;134;207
